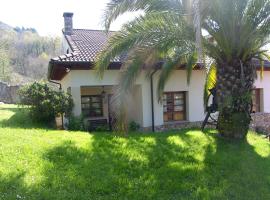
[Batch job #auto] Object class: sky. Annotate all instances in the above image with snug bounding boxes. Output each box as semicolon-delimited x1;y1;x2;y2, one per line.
0;0;138;36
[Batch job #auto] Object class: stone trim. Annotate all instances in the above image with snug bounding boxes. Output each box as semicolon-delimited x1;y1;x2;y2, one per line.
250;112;270;134
143;121;204;132
142;113;270;134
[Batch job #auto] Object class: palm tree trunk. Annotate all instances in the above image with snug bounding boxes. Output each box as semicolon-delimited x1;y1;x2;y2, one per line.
184;0;203;63
216;60;256;139
193;0;203;63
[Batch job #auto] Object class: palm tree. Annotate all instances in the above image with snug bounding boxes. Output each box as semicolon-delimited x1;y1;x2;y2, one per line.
96;0;270;138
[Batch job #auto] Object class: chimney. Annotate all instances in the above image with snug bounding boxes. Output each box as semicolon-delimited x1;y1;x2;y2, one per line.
63;12;73;35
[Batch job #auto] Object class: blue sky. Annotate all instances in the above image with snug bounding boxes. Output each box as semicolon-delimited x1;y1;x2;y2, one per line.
0;0;137;36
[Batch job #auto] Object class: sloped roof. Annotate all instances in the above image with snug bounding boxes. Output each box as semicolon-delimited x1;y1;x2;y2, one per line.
48;28;270;81
51;29;122;63
48;29;125;80
252;59;270;68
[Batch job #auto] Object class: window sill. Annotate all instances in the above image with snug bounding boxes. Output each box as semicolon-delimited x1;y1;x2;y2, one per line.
85;117;107;120
164;120;189;125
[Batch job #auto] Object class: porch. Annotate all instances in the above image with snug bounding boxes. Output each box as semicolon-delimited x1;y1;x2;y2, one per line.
80;86;113;130
69;85;144;130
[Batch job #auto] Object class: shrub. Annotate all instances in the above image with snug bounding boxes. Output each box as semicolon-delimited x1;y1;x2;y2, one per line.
129;121;140;132
95;124;109;132
67;115;85;131
19;81;73;123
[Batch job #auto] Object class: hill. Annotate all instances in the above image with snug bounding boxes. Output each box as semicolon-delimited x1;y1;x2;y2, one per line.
0;21;61;85
0;21;13;31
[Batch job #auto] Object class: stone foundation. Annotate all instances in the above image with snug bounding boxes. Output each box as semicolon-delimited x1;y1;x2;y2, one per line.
142;113;270;134
143;121;204;132
250;113;270;134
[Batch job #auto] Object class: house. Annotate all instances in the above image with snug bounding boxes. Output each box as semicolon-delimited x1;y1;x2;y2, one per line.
48;12;270;131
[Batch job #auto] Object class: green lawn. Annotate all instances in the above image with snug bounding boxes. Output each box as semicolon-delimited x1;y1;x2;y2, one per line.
0;105;270;200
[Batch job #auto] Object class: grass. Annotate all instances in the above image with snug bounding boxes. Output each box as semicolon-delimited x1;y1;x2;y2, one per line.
0;104;270;200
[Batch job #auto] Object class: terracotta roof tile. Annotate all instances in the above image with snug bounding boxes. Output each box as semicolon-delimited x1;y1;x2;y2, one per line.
52;29;121;63
51;29;270;69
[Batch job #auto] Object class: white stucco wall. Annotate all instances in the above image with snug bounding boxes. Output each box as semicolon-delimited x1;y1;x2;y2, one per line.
254;71;270;112
126;85;143;125
60;69;207;128
141;70;206;127
60;69;270;128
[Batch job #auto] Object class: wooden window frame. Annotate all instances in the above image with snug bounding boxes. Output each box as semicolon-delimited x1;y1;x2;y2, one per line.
252;89;261;113
163;91;186;122
81;95;103;117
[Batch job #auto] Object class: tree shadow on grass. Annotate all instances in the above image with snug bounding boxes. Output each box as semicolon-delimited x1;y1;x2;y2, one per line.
0;106;53;129
0;130;270;199
199;129;270;199
0;173;26;200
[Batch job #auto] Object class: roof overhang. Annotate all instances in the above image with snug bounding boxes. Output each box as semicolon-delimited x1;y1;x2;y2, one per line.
48;59;270;81
48;61;122;81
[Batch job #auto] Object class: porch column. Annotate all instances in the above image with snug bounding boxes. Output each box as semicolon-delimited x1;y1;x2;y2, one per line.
70;86;81;116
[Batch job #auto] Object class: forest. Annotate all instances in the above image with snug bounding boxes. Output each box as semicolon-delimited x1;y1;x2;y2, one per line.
0;21;61;85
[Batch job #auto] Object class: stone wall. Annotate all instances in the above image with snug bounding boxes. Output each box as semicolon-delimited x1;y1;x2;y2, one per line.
250;113;270;134
143;121;204;132
143;113;270;134
0;82;20;104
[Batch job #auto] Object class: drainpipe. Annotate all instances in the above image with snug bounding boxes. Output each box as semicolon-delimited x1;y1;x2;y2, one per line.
150;70;158;132
49;79;64;129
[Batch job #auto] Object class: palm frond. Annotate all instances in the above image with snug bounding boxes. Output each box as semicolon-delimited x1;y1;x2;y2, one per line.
193;0;203;62
262;52;270;61
186;52;198;84
103;0;148;31
202;0;270;63
99;0;270;127
96;11;195;78
157;57;180;101
260;58;264;80
119;53;145;93
204;63;216;109
103;0;186;31
109;54;144;133
255;51;270;80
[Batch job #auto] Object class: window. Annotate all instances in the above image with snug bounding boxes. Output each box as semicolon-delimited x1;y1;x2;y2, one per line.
252;89;261;113
163;92;186;122
81;95;103;117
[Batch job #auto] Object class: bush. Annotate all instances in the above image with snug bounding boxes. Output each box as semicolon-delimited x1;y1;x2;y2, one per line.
95;124;109;132
19;81;73;123
129;121;140;132
67;115;85;131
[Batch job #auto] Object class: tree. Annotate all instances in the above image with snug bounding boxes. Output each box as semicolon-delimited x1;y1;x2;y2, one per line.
96;0;270;138
0;42;10;82
0;24;61;84
19;82;74;123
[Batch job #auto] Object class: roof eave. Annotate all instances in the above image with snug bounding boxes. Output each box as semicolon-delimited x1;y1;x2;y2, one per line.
48;60;122;81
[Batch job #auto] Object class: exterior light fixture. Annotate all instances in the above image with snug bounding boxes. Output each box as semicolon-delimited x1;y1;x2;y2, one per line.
101;86;106;99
